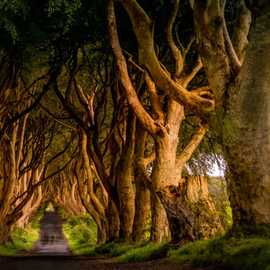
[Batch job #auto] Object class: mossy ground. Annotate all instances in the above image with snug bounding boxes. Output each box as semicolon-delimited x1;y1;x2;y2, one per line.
169;236;270;270
64;225;270;270
117;243;169;262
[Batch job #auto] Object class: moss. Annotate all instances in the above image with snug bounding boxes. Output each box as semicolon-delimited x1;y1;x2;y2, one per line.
117;243;169;263
169;236;270;270
230;224;270;238
94;242;134;257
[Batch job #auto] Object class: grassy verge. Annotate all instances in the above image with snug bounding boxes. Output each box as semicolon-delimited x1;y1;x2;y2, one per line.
66;240;168;261
84;236;270;269
0;209;43;256
117;243;169;263
62;214;97;255
169;237;270;270
60;210;270;269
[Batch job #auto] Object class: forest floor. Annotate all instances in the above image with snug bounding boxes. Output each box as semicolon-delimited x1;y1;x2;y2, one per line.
0;211;224;270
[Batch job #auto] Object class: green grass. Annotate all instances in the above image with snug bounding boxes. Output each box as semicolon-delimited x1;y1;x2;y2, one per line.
117;243;169;263
169;237;270;270
0;222;41;255
94;242;134;257
62;214;97;255
66;241;135;257
0;207;44;256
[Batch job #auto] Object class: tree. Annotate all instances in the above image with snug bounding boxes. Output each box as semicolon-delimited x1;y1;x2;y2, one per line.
108;0;222;244
193;0;270;233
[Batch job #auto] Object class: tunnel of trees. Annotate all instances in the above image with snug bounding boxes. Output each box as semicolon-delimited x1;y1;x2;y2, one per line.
0;0;270;266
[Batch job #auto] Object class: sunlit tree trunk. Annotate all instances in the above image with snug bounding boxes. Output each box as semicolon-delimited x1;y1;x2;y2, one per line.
133;126;150;242
117;113;136;242
108;0;222;244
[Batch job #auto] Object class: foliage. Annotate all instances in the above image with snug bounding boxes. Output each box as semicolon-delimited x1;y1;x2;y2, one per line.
169;236;270;270
0;209;43;256
117;243;169;263
62;214;97;254
70;241;169;261
94;242;135;257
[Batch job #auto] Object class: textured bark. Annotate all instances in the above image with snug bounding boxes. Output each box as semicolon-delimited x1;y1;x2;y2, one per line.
107;200;120;241
133;126;151;243
117;114;136;242
193;0;231;104
158;176;223;245
150;102;184;242
108;0;222;244
224;8;270;231
120;0;214;113
0;223;11;244
133;178;150;242
16;185;43;228
117;162;135;241
151;194;169;242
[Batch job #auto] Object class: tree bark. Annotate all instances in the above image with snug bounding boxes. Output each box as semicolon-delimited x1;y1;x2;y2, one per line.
133;127;151;243
224;7;270;232
117;113;136;242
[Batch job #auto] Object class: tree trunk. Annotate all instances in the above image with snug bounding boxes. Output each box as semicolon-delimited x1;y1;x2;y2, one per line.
117;162;135;242
151;130;180;242
224;8;270;233
133;177;150;242
107;200;120;242
117;113;136;242
151;193;169;242
133;125;151;243
158;176;223;245
0;223;12;244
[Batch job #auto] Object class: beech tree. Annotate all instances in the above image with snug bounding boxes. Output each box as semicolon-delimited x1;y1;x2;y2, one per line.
108;0;222;244
1;0;269;248
192;0;270;233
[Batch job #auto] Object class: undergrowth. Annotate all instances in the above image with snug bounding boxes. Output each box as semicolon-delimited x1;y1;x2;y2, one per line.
62;214;97;255
0;208;43;256
117;243;169;263
169;236;270;270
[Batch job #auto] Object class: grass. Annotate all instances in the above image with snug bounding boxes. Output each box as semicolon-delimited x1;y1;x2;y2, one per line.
117;243;169;263
169;236;270;270
0;209;43;256
68;241;169;262
62;214;97;255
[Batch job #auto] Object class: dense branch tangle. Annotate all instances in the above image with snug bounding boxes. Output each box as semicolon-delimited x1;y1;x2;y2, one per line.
0;0;250;247
108;0;222;243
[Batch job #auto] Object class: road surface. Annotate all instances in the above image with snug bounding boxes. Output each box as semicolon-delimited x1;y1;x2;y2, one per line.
32;210;70;255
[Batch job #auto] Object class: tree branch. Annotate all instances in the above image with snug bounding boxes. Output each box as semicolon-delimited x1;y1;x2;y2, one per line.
108;0;158;135
176;124;208;167
120;0;215;113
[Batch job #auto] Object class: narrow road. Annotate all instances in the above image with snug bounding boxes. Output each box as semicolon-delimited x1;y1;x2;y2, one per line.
32;210;70;255
0;211;223;270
